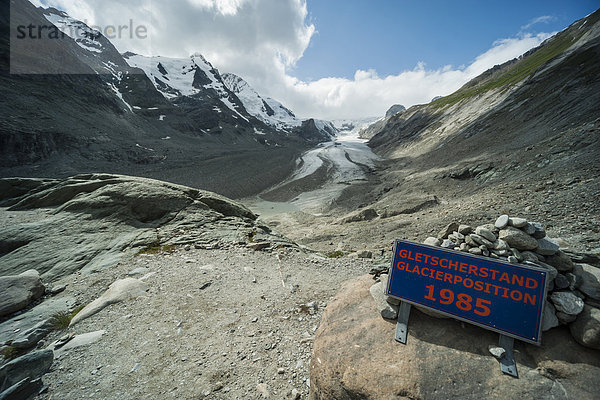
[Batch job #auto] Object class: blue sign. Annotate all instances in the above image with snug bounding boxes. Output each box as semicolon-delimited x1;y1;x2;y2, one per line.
386;240;548;344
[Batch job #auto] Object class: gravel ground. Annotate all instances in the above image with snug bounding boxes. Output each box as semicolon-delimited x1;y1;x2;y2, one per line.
35;246;377;400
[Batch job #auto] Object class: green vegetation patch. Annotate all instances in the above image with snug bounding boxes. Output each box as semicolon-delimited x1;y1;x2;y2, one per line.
50;304;86;330
432;29;584;109
137;243;176;255
326;250;345;259
1;345;20;360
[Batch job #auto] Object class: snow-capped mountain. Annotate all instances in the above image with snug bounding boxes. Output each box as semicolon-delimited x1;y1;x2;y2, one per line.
222;73;301;131
38;8;168;113
123;53;338;140
41;8;132;74
3;0;341;198
43;9;104;54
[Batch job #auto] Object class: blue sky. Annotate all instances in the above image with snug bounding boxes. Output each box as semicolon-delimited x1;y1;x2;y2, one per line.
295;0;599;81
30;0;599;119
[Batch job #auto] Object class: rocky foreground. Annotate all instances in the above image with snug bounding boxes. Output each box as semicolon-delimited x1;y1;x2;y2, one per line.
1;174;599;400
0;174;376;399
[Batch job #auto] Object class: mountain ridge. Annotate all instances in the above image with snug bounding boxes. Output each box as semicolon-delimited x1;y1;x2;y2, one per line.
1;0;337;198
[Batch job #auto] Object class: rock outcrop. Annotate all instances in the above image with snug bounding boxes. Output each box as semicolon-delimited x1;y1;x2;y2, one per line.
0;349;54;398
310;275;600;400
385;104;406;118
0;174;293;281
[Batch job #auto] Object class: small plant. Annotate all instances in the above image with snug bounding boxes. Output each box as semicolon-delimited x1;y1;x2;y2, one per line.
50;305;86;330
137;229;176;255
248;231;256;243
326;250;344;259
1;345;19;360
137;243;176;255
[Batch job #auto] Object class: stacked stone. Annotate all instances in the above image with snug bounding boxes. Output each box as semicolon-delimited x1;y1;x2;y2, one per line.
418;215;600;350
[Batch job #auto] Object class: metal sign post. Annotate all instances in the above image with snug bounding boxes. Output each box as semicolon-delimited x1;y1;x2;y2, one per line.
498;334;518;378
394;302;411;344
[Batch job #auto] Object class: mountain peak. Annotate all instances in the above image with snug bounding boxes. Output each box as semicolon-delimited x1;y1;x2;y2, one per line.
222;72;301;131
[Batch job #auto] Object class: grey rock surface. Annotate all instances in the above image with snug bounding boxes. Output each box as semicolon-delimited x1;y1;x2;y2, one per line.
536;237;560;256
457;225;473;235
494;215;509;229
69;278;149;326
570;305;600;350
498;227;538;250
0;349;53;391
49;330;106;358
521;251;540;263
550;292;584;316
357;250;373;259
573;264;600;301
556;311;577;324
542;301;559;331
423;237;441;247
545;250;574;272
0;297;75;346
554;274;570;290
0;175;291;282
530;222;546;239
0;377;44;400
523;223;536;235
508;217;527;228
475;226;496;242
437;222;459;240
441;239;455;249
369;277;399;320
341;208;378;223
0;270;45;318
487;345;505;359
10;319;53;350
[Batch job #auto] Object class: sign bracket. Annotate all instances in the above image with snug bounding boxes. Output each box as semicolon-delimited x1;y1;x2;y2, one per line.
394;302;411;344
498;334;518;378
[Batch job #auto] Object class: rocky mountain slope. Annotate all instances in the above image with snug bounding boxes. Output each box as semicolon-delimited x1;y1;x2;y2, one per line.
2;3;600;400
1;0;335;199
368;11;600;164
305;9;600;251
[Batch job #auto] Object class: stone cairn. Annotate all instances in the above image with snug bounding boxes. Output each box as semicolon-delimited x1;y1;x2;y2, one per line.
375;215;600;350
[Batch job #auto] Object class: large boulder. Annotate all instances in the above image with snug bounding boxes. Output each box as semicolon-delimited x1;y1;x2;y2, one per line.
0;270;45;318
570;305;600;350
498;227;538;250
573;264;600;301
311;275;600;400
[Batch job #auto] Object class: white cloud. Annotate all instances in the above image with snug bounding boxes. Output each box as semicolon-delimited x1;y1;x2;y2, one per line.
270;32;553;120
521;15;555;31
29;0;555;120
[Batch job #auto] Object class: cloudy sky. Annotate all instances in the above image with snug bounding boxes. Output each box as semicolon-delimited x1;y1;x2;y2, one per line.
30;0;598;120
